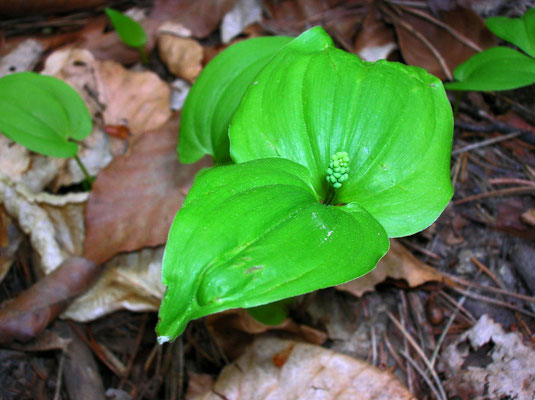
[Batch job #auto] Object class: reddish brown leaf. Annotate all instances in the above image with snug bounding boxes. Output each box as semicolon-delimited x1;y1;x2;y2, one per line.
393;6;496;79
151;0;237;38
83;115;211;264
0;257;99;344
354;4;396;61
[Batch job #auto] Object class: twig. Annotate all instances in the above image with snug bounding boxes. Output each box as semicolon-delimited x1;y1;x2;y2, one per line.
451;131;523;155
383;332;406;373
400;351;443;400
120;313;148;388
399;238;441;260
489;178;535;187
453;185;535;205
388;312;448;400
438;290;476;323
430;295;466;368
470;257;504;289
53;352;65;400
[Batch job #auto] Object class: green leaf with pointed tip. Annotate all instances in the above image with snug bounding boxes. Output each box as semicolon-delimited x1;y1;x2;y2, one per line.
178;36;292;164
229;27;453;238
156;158;389;342
105;7;147;49
0;72;92;158
444;46;535;91
486;8;535;57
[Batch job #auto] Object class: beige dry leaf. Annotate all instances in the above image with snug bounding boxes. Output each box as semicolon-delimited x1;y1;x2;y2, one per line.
338;240;443;297
0;174;87;274
192;336;415;400
158;35;203;82
63;247;165;322
0;205;22;282
220;0;263;44
95;60;171;135
440;314;535;400
0;39;43;77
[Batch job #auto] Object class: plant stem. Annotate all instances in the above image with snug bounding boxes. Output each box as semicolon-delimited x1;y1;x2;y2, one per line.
74;154;94;189
324;186;336;205
138;46;148;65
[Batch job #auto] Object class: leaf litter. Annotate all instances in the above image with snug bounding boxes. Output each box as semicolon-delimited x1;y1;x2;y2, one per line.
1;1;535;399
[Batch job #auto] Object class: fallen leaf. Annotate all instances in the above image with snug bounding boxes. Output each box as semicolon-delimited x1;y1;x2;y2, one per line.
355;5;397;61
95;60;172;135
220;0;263;44
170;79;191;111
151;0;237;38
521;208;535;227
158;35;203;82
62;247;165;322
0;39;43;77
440;314;535;400
0;205;22;283
0;135;31;180
338;240;444;297
186;372;215;400
192;336;415;400
0;257;98;344
83;115;210;264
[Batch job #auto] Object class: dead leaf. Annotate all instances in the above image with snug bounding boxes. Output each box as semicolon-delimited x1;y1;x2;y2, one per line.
0;205;22;283
62;247;165;322
205;309;328;359
0;135;31;180
187;372;215;400
95;60;172;136
521;208;535;227
192;336;415;400
440;314;535;400
83;115;210;264
0;257;98;344
338;240;444;297
393;6;496;80
158;35;203;82
0;39;43;77
355;5;397;62
220;0;263;44
151;0;237;38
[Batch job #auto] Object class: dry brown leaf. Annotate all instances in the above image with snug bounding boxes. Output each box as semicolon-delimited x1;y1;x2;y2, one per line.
338;240;443;297
83;116;211;264
0;257;98;344
394;6;496;79
205;309;328;359
0;205;22;283
151;0;237;38
521;208;535;227
158;35;203;82
192;336;415;400
355;5;397;61
63;247;165;322
440;314;535;400
187;372;215;400
95;60;171;136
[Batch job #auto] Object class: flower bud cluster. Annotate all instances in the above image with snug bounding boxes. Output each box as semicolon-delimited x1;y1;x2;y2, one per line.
326;151;349;189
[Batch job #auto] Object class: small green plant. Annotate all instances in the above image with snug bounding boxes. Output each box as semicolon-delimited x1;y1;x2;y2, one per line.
105;7;148;64
157;27;454;343
445;8;535;91
0;72;94;186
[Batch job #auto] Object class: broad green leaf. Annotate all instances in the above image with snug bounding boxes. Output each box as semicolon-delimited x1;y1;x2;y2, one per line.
0;72;92;158
444;46;535;91
486;8;535;57
178;36;292;164
229;27;453;238
105;7;147;48
156;158;388;342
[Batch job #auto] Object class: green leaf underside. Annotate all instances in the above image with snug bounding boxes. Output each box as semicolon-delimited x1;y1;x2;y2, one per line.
178;36;293;164
105;8;147;48
156;158;389;341
445;46;535;91
229;27;453;237
486;9;535;58
0;72;92;157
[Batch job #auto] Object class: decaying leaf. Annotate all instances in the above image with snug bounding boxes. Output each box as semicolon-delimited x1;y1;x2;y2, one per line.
63;247;165;322
0;257;98;344
220;0;263;44
440;314;535;400
158;35;203;82
0;205;22;283
338;240;444;297
355;5;397;62
0;174;87;274
192;336;415;400
0;39;43;77
84;116;211;264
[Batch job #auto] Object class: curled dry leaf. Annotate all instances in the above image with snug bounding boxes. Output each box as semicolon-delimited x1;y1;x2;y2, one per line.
84;115;211;264
158;35;203;82
338;240;444;297
440;314;535;400
0;175;87;274
63;247;165;322
0;257;98;344
192;336;415;400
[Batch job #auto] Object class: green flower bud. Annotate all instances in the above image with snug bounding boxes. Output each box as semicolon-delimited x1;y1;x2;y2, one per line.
326;151;349;189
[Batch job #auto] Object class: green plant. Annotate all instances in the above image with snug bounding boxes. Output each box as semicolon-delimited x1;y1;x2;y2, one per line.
157;27;454;343
0;72;94;186
105;7;148;64
444;8;535;91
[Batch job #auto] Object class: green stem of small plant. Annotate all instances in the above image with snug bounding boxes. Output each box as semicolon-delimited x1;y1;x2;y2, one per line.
138;46;149;65
324;186;336;205
74;154;94;189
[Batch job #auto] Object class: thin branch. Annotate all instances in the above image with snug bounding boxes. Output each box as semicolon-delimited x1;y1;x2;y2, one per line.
453;185;535;205
400;350;443;400
452;131;523;155
430;295;466;368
